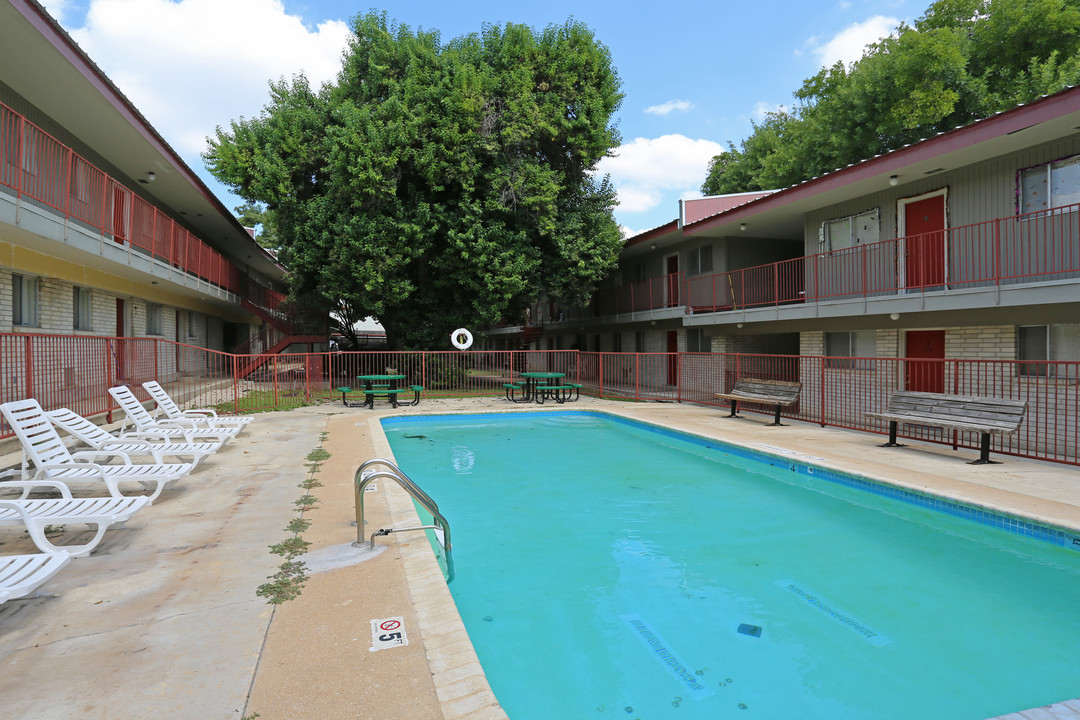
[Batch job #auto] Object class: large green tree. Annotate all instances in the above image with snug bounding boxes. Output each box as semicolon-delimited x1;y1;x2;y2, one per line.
703;0;1080;195
206;12;623;349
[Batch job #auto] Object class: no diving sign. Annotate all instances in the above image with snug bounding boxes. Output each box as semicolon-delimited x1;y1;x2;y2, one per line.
370;617;409;652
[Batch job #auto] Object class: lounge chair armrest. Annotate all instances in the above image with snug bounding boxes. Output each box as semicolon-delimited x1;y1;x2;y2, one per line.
0;478;75;499
35;463;126;498
180;409;218;419
71;450;134;466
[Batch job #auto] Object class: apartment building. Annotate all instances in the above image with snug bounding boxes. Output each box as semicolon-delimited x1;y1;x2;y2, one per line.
501;84;1080;381
0;0;319;374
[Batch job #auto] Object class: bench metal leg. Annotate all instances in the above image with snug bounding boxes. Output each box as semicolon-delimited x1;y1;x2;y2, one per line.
968;433;1001;465
764;404;786;427
879;421;906;448
726;400;740;418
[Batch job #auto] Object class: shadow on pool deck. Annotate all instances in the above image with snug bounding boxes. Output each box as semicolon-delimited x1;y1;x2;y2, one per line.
0;397;1077;719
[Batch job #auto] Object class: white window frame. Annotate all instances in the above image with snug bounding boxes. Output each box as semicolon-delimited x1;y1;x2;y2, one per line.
685;328;707;353
686;245;713;276
1018;324;1079;379
825;330;876;369
1019;154;1080;215
820;208;880;252
12;274;39;327
145;303;163;336
73;286;91;331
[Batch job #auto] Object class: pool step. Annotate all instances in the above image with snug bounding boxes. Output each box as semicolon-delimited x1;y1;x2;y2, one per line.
988;697;1080;719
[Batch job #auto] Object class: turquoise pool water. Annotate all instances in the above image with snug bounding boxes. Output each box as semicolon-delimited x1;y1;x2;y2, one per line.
382;411;1080;720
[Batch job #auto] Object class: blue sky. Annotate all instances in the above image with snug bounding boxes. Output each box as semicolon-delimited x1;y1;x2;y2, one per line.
43;0;928;235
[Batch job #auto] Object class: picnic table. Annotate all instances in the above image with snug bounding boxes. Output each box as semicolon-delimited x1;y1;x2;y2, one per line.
356;374;407;408
516;371;580;404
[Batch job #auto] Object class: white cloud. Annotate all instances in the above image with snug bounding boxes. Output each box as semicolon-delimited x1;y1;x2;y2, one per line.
40;0;73;24
810;15;900;68
597;134;723;215
644;99;694;116
752;101;791;121
69;0;351;157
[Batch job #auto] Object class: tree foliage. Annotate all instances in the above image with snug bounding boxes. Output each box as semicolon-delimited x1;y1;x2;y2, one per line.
234;202;280;251
703;0;1080;195
206;12;623;349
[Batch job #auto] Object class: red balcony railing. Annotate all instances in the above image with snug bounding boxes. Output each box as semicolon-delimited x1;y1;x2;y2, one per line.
685;202;1080;312
537;203;1080;322
0;101;243;294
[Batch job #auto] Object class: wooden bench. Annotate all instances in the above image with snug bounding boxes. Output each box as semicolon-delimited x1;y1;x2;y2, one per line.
715;379;802;426
866;391;1028;465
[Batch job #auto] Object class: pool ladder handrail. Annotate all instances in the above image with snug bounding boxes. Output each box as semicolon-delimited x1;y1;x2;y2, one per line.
353;459;453;580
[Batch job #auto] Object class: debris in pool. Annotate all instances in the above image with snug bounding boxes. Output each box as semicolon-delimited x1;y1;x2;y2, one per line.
737;623;762;637
483;616;493;622
403;434;427;439
739;703;748;709
624;706;633;713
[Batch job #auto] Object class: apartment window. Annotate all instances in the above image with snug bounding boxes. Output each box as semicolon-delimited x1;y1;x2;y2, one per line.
821;209;880;251
73;286;91;330
634;331;644;353
686;245;713;275
1018;324;1079;378
146;303;163;336
12;274;38;327
1020;155;1080;214
825;330;876;369
686;328;708;353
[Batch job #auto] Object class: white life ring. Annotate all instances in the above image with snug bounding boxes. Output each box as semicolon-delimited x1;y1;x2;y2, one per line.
450;328;473;350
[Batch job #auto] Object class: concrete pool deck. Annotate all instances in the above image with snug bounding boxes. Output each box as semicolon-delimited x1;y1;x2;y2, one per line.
0;396;1077;719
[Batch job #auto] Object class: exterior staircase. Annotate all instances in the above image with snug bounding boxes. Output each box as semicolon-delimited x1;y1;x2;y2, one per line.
235;280;327;378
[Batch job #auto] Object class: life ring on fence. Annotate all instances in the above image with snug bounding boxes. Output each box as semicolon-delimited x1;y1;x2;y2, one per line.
450;328;474;350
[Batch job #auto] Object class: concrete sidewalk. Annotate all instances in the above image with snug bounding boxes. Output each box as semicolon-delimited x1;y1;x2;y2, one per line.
0;404;334;718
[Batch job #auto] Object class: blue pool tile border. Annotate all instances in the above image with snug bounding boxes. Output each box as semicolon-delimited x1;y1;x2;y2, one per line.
380;410;1080;552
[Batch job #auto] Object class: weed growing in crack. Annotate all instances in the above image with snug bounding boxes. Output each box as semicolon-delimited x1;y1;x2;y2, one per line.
255;441;329;604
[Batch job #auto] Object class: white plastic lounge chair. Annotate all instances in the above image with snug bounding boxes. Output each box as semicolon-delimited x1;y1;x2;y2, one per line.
1;399;194;504
46;407;223;468
0;475;148;557
142;381;253;432
0;551;71;604
108;386;239;442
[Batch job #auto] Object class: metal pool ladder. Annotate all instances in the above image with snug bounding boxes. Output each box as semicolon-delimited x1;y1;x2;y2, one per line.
353;458;454;581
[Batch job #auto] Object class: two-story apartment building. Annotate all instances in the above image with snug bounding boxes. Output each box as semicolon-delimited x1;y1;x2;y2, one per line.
0;0;320;381
504;84;1080;378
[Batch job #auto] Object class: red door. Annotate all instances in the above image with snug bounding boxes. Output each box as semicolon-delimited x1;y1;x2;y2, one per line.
666;330;678;386
666;255;680;307
905;330;945;393
904;195;946;288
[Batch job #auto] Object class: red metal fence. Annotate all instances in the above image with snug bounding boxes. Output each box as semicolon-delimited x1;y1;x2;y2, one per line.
0;101;243;293
1;334;1076;466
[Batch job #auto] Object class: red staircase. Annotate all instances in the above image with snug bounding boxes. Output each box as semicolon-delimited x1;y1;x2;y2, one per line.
523;325;543;346
235;279;328;378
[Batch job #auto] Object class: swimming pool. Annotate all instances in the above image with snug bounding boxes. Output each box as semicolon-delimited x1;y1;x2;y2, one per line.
382;411;1080;720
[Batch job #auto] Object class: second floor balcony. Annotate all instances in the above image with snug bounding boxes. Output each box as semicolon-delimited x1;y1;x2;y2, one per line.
1;101;248;297
537;202;1080;326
